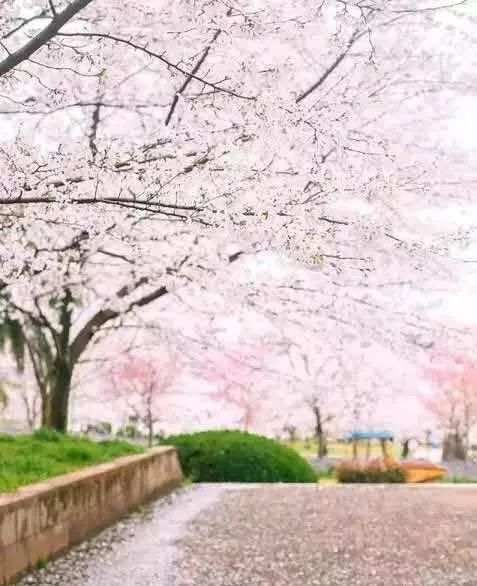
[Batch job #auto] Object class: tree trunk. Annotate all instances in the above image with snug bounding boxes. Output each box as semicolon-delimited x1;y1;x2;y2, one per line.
146;414;154;448
401;439;410;459
41;359;72;433
317;430;328;458
39;289;74;433
443;432;467;461
313;405;328;458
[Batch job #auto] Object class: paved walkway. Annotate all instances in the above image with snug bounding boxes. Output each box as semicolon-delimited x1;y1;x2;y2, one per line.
19;485;477;586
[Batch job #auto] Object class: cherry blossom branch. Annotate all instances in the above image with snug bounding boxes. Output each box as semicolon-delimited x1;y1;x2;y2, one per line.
296;8;441;104
165;29;222;126
70;277;167;364
0;195;202;213
58;31;256;101
392;1;468;13
296;30;363;103
1;9;49;40
0;99;167;116
0;0;94;77
88;101;101;159
69;250;246;364
336;0;468;14
48;1;58;18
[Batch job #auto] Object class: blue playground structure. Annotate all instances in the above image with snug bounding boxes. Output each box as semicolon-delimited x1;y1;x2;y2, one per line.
344;430;395;459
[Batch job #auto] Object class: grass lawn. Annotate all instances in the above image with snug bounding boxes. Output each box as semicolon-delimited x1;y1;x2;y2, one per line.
0;429;143;493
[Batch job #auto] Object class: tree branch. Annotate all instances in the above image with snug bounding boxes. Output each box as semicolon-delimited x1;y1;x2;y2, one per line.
0;0;94;77
0;194;203;214
392;1;468;13
69;250;247;363
165;29;221;126
88;101;102;159
58;31;255;101
69;276;154;364
318;216;350;226
2;10;49;41
48;0;58;17
296;30;363;103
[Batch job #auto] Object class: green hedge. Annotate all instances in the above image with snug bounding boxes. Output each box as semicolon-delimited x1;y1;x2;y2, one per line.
162;430;317;483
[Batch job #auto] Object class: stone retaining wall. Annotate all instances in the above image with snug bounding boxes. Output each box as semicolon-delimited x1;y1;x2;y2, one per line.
0;446;182;585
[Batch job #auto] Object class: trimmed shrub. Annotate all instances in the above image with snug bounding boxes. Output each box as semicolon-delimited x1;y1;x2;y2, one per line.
336;459;405;483
162;430;317;483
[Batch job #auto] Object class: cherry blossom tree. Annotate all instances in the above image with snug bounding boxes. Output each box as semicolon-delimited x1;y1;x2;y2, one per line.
0;207;248;432
423;353;477;459
285;343;338;457
0;245;183;432
200;343;277;431
2;1;473;254
0;0;476;433
108;351;177;446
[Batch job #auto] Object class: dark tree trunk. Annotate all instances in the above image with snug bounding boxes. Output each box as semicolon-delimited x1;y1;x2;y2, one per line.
146;414;154;448
443;433;467;461
317;429;328;458
401;439;410;459
313;405;328;458
40;290;74;433
41;358;72;432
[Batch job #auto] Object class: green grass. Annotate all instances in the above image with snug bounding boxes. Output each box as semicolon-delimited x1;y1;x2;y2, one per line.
0;429;143;493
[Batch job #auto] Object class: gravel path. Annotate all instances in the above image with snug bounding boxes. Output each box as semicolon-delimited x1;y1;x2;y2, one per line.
17;485;228;586
18;484;477;586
